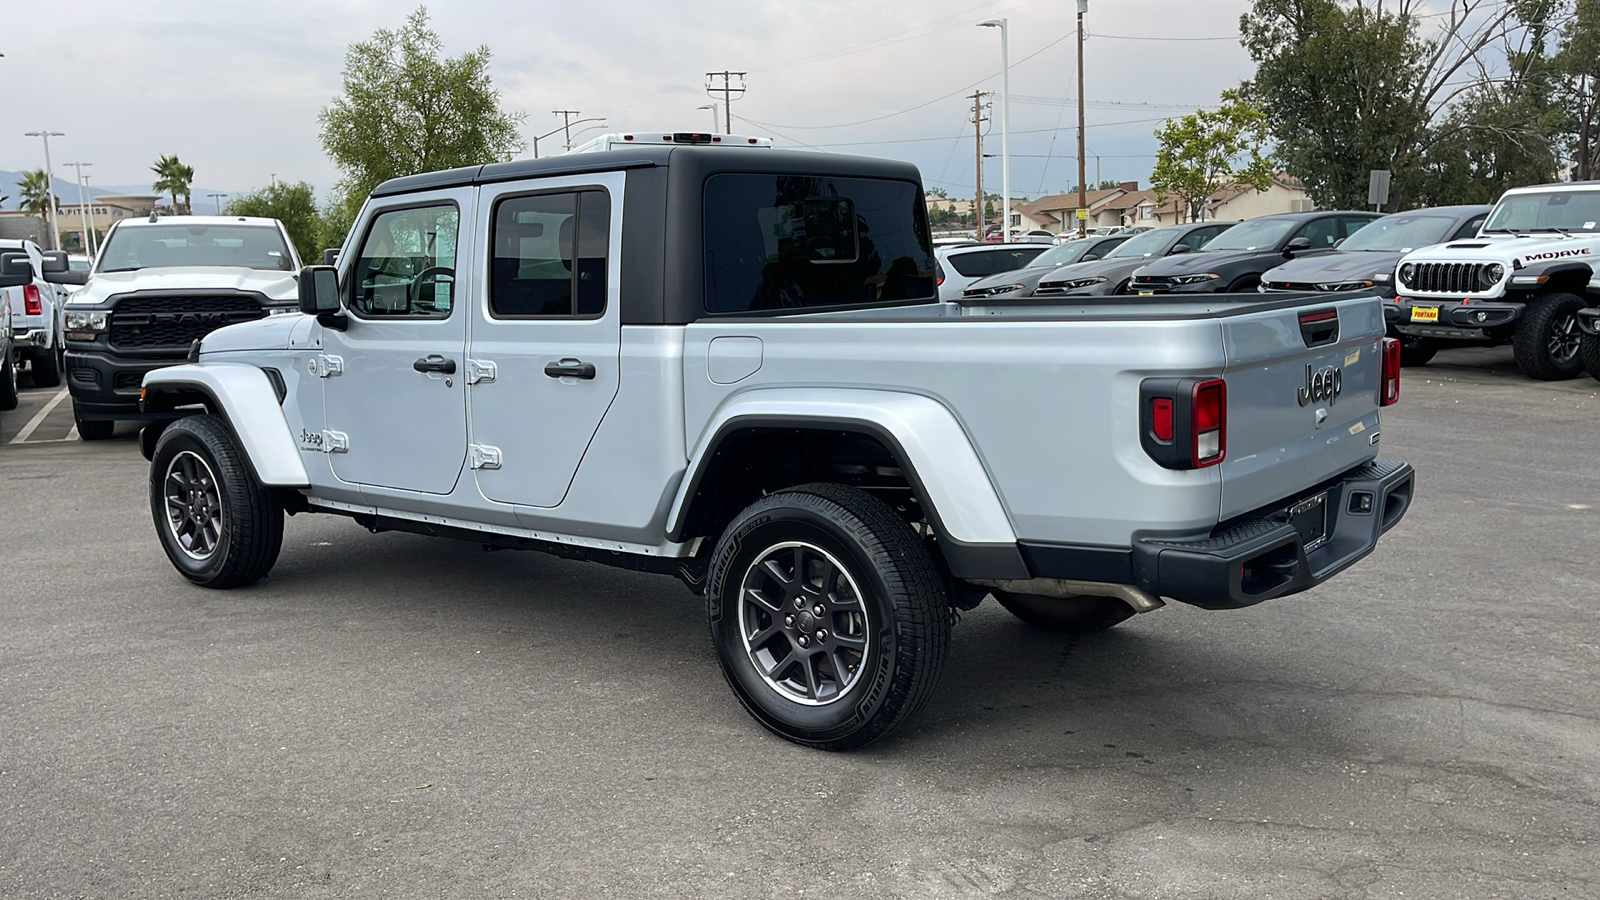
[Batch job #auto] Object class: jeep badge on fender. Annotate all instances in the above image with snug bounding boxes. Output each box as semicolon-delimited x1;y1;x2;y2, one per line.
1298;364;1342;407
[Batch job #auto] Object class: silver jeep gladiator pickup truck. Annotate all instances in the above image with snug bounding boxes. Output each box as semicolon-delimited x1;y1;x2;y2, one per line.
136;147;1415;749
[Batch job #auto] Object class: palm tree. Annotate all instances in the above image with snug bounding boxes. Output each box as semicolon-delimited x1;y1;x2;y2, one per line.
17;168;55;224
151;154;195;214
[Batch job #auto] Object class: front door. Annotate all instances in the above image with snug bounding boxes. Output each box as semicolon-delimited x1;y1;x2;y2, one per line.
322;192;473;495
467;173;623;508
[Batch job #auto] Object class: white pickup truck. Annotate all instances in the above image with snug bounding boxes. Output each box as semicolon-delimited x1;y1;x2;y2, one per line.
131;147;1415;749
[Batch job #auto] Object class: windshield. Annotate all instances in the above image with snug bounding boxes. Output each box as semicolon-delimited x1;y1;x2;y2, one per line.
1338;214;1457;251
97;224;294;273
1201;218;1296;251
1030;240;1098;268
1106;228;1175;258
1483;190;1600;233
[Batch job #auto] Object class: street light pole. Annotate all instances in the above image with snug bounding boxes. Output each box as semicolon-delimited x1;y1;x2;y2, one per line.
81;174;97;256
209;193;228;215
698;103;719;133
24;130;66;250
981;19;1011;243
1076;0;1088;237
63;160;92;253
532;117;605;158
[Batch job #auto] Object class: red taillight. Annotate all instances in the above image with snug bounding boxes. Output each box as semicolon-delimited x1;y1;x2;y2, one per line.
1379;337;1401;406
23;284;42;316
1191;379;1226;467
1151;397;1174;441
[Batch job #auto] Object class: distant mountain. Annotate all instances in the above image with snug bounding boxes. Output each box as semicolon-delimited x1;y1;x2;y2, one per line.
0;171;238;211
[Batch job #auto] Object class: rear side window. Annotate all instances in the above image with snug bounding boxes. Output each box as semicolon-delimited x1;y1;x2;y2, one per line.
489;189;610;318
703;174;935;313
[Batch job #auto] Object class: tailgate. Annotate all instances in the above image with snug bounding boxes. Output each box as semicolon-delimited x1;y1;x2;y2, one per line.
1218;295;1385;520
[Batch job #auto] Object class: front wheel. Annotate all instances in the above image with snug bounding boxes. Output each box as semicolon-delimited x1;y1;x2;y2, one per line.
1582;331;1600;383
0;354;17;412
149;414;283;588
1512;293;1586;380
705;483;951;750
75;403;115;441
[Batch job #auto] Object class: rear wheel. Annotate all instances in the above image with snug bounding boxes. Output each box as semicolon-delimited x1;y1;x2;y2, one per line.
149;415;283;588
1397;335;1438;367
705;483;950;750
0;353;17;412
1512;292;1585;380
28;346;61;388
993;591;1135;635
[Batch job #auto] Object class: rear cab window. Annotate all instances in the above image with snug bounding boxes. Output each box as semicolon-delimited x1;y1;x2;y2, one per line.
702;174;936;313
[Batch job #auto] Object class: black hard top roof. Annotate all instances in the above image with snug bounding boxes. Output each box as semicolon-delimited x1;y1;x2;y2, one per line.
369;146;924;198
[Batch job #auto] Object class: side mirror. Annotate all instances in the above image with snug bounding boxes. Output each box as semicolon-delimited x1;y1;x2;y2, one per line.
1284;236;1314;256
298;265;347;330
0;253;32;288
1168;243;1193;255
39;253;86;285
1332;237;1345;250
321;248;340;266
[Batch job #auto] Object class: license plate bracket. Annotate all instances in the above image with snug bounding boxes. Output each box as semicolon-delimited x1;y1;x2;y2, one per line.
1281;492;1329;551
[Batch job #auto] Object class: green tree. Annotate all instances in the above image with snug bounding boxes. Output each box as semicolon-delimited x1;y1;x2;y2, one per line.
223;181;325;263
17;168;55;224
151;154;195;214
1149;90;1274;222
1241;0;1530;210
1556;0;1600;178
318;6;525;238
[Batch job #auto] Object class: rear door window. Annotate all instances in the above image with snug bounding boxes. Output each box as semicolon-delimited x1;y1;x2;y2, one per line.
703;174;935;313
488;189;610;318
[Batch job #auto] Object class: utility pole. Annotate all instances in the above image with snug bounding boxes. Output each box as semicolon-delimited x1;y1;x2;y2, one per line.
980;19;1011;243
552;110;584;151
705;71;747;134
970;91;990;240
269;173;277;189
1076;0;1088;238
25;130;66;250
63;160;92;253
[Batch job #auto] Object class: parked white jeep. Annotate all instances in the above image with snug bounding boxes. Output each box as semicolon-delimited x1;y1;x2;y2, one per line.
1391;182;1600;379
138;148;1415;749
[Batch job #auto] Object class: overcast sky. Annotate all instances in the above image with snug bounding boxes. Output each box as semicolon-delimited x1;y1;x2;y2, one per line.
1;0;1256;203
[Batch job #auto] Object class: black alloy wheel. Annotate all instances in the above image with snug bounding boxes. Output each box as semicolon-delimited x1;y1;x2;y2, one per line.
1513;293;1586;380
706;483;950;750
149;414;283;588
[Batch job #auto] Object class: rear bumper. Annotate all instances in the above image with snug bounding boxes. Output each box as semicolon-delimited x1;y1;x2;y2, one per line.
1011;459;1415;610
12;328;51;349
1130;459;1414;609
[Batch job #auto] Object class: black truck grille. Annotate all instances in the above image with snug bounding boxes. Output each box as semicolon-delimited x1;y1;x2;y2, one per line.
1404;262;1489;294
109;295;266;349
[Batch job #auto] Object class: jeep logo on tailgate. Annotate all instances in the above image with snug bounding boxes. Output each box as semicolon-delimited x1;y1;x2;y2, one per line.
1297;364;1341;407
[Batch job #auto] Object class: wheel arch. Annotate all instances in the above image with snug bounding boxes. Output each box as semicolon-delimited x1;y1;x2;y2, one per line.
667;390;1027;579
141;362;309;487
1516;263;1593;295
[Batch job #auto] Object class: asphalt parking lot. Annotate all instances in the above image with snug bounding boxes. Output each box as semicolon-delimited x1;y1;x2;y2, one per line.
2;346;1597;899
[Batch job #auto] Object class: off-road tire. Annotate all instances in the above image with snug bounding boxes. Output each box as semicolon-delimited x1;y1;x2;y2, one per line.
27;346;62;388
1398;335;1438;368
0;355;18;412
149;414;283;589
705;482;950;751
1512;292;1586;381
1581;331;1600;383
993;591;1135;635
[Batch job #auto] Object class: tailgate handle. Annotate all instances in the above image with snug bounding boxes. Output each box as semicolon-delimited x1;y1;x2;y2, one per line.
1298;308;1340;347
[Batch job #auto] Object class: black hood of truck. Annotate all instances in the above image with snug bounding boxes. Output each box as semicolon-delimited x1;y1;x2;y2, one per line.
1262;251;1403;287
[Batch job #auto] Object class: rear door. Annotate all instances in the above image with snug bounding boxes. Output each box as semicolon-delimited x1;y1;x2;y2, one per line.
1217;295;1385;519
467;171;624;508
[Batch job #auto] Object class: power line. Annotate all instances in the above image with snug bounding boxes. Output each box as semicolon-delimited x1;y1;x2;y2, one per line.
800;116;1179;148
1087;31;1239;41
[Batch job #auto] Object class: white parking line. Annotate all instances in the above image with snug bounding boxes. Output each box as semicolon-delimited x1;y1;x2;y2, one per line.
9;388;70;444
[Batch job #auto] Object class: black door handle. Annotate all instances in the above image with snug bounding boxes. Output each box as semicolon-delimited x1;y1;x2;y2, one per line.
413;355;456;375
544;358;597;380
